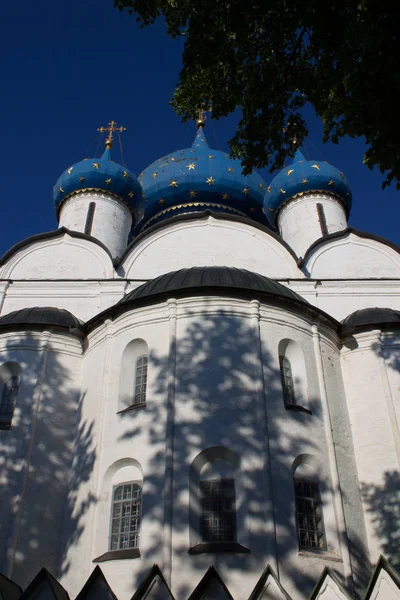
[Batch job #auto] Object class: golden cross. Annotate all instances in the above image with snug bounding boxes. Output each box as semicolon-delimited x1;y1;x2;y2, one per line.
197;106;212;128
98;120;126;149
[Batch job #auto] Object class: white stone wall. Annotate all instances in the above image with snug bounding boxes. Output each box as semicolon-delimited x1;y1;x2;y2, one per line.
0;330;82;585
59;192;133;260
340;330;400;564
277;195;348;258
57;297;353;600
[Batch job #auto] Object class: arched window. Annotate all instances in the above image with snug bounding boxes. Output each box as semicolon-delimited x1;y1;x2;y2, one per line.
278;339;308;411
293;457;326;551
134;355;148;405
279;356;295;405
110;482;142;551
189;447;249;554
294;480;326;550
0;362;21;430
118;339;149;412
200;478;236;543
0;376;19;428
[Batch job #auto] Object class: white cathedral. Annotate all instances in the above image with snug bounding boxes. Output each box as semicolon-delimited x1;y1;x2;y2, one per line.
0;117;399;600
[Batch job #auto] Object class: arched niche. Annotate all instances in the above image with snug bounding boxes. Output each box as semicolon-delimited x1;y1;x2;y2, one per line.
189;447;249;552
118;339;149;413
278;339;308;410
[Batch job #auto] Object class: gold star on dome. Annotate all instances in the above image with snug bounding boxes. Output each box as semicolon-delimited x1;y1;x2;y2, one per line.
222;193;229;200
340;172;345;179
259;183;264;188
187;163;196;170
159;198;166;205
286;169;294;176
189;149;195;153
123;171;129;178
250;207;256;213
311;164;320;170
302;178;309;185
242;187;250;195
196;144;200;147
128;191;134;198
59;187;65;193
280;188;286;195
92;163;100;169
208;155;214;159
67;166;73;174
189;190;197;198
105;178;112;185
170;180;178;187
328;179;334;186
170;157;176;161
152;172;158;179
227;167;234;173
206;177;215;185
79;176;86;183
267;186;271;193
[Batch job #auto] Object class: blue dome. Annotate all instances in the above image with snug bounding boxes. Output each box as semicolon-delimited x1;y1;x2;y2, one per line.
135;128;268;232
264;150;352;226
53;147;143;213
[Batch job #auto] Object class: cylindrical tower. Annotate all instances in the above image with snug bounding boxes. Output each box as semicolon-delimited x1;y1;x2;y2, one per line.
264;150;352;258
53;137;142;260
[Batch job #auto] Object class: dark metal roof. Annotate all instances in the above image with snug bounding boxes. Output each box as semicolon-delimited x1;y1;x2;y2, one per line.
118;267;308;307
0;307;83;331
341;307;400;335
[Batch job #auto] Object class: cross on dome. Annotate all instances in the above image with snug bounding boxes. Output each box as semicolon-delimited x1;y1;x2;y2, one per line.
98;120;126;149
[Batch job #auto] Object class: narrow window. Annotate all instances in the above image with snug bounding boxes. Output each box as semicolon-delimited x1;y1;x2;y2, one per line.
84;202;96;235
316;203;328;235
110;483;142;551
279;356;296;405
295;480;326;550
134;355;148;405
200;479;237;543
0;375;19;429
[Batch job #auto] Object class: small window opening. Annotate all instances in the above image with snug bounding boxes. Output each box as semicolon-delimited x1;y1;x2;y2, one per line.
295;480;326;550
0;376;19;429
316;203;328;235
134;356;148;405
84;202;96;235
200;479;237;543
279;356;296;405
109;483;142;550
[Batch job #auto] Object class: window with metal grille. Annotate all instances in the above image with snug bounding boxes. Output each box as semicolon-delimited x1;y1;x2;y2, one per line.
110;483;142;551
134;355;148;404
279;356;296;405
0;376;19;428
84;202;96;235
295;480;326;550
200;479;237;543
316;203;328;235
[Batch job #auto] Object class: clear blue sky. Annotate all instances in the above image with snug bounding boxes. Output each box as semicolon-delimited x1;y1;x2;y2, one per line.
1;0;399;257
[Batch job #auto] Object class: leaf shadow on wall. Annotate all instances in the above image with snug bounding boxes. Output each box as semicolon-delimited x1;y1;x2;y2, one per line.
117;301;358;599
0;334;96;587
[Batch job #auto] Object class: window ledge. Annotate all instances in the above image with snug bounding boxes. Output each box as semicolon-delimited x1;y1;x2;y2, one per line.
117;403;146;415
285;404;312;415
188;542;250;555
298;550;342;563
93;548;141;562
